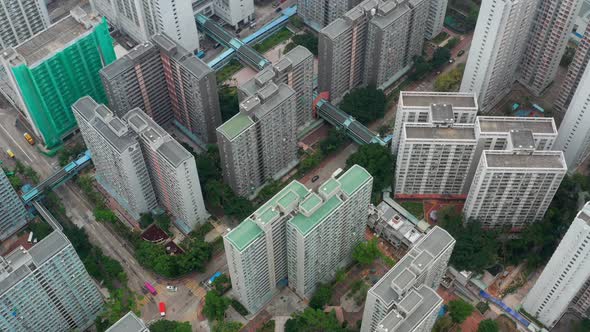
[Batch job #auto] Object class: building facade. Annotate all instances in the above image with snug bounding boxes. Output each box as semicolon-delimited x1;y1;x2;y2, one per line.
126;109;209;233
0;169;28;241
318;0;427;103
554;61;590;171
72;97;158;221
425;0;448;39
213;0;255;29
0;7;116;148
0;231;104;331
217;82;298;198
101;33;221;145
297;0;361;31
391;91;478;154
464;131;566;230
555;24;590;115
360;226;455;332
460;0;538;113
395;122;477;196
0;0;49;49
518;0;583;96
522;202;590;328
224;166;373;313
91;0;200;51
367;199;424;250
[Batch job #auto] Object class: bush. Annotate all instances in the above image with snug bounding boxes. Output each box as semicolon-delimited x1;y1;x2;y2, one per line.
352;239;380;266
477;319;499;332
309;283;333;309
203;291;230;321
284;32;318;56
448;299;475;323
150;320;192;332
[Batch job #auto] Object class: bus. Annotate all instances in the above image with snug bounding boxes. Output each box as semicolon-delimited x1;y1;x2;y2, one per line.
144;281;157;295
159;302;166;317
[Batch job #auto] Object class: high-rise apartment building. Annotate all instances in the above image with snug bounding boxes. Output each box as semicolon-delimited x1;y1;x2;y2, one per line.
101;34;221;144
554;61;590;171
318;0;427;103
519;0;583;96
460;0;538;113
298;0;362;31
91;0;200;51
126;109;209;233
522;202;590;328
0;0;49;49
0;169;28;241
224;166;373;313
555;24;590;115
425;0;448;39
464;130;566;230
474;117;558;152
72;97;158;221
213;0;255;29
217;82;298;197
360;226;455;332
0;7;116;148
391;91;478;154
239;46;315;132
395;120;477;196
0;231;104;331
106;312;149;332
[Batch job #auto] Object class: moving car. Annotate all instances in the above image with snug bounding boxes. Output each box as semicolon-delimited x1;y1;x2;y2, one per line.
312;175;320;182
457;50;465;56
24;133;34;145
159;302;166;317
6;149;14;159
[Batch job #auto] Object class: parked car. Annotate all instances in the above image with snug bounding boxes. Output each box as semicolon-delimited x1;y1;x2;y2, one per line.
275;7;282;12
24;133;34;145
457;50;465;56
311;175;320;182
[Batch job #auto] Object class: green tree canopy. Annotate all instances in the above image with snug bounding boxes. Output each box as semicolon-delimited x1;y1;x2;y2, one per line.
212;321;243;332
432;47;452;69
309;283;333;309
448;299;475;323
219;85;240;122
346;144;395;194
340;86;387;124
285;308;346;332
285;32;318;56
446;37;460;49
432;315;453;332
352;238;380;266
477;319;499;332
150;320;192;332
203;291;230;321
434;64;465;92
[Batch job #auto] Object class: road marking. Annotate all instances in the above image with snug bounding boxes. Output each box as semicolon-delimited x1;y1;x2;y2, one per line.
0;121;33;162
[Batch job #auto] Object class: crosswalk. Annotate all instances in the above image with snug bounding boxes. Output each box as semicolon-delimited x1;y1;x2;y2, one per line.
185;279;207;298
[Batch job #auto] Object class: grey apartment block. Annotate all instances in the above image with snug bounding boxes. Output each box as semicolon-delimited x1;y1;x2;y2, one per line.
106;311;149;332
239;46;314;132
0;231;104;331
319;0;427;103
391;91;478;154
217;82;298;198
360;226;455;332
395;123;478;195
464;131;567;230
0;0;49;49
555;24;590;115
297;0;362;31
0;170;28;241
72;96;158;221
425;0;448;39
126;109;209;233
101;33;221;144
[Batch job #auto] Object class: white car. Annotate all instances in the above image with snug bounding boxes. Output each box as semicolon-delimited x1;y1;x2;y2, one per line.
166;285;178;292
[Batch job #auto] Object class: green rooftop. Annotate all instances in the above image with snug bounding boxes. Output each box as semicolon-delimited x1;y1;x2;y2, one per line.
278;190;300;209
225;218;264;251
300;193;322;214
217;112;254;140
289;195;343;236
319;178;340;197
339;165;372;196
255;181;309;224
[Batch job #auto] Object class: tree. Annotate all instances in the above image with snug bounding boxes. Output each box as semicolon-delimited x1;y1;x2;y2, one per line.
150;320;192;332
218;85;240;122
139;213;153;229
448;299;475;323
212;273;231;295
213;321;243;332
8;175;22;190
466;6;479;28
432;315;453;332
435;64;465;92
410;56;433;81
285;308;346;332
346;144;394;195
340;86;387;124
432;47;452;69
203;291;230;321
352;238;381;265
446;37;460;49
309;283;333;309
477;319;499;332
574;319;590;332
319;128;348;155
289;15;304;29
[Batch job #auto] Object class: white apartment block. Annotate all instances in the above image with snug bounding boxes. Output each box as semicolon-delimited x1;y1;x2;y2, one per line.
72;97;158;221
126;109;209;233
91;0;200;51
217;82;298;198
475;117;558;151
224;166;373;313
523;202;590;328
464;131;566;230
395;123;477;196
425;0;448;39
460;0;538;113
360;226;455;332
554;62;590;171
391;91;478;154
0;0;49;49
214;0;254;29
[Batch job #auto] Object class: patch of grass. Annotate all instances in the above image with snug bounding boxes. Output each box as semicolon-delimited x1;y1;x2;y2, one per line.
253;27;294;53
400;201;424;219
216;59;243;83
432;31;450;44
381;254;396;268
